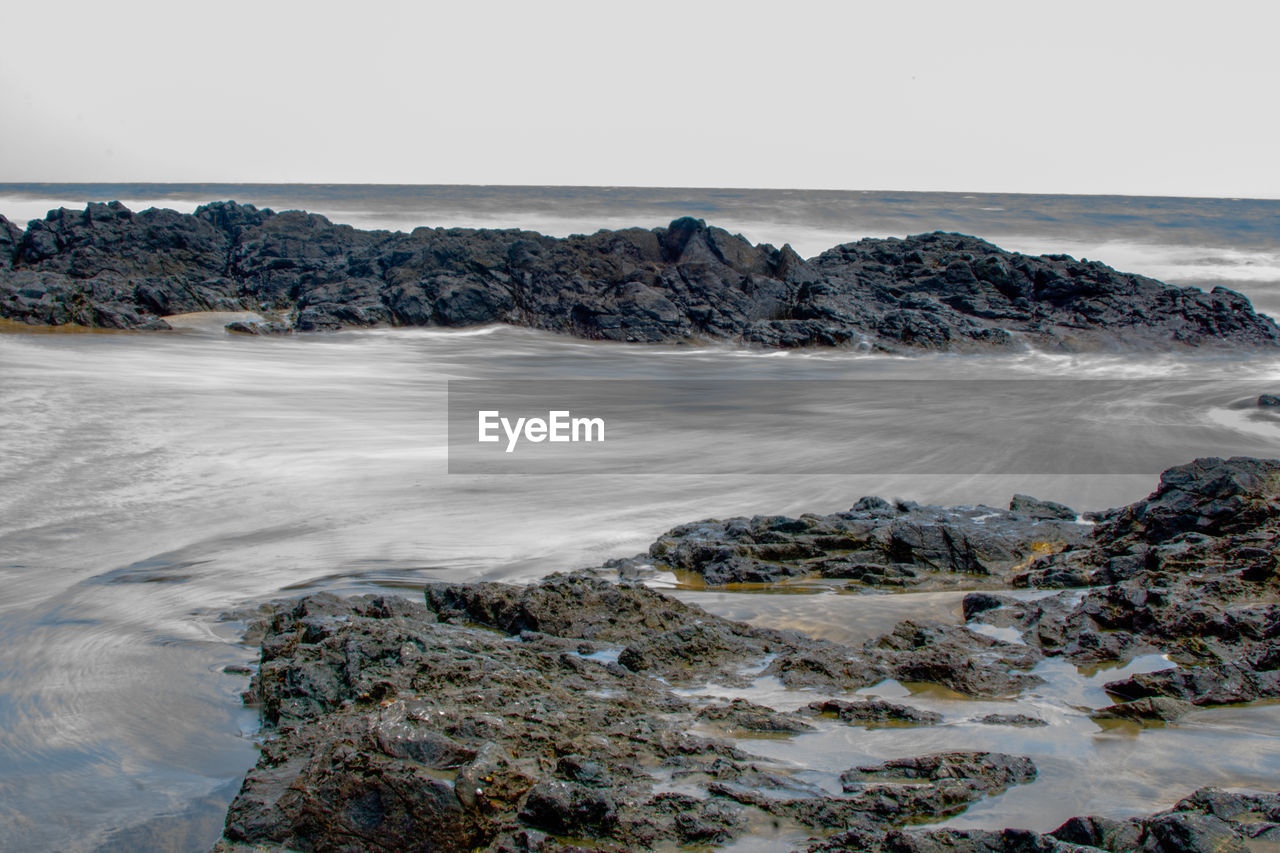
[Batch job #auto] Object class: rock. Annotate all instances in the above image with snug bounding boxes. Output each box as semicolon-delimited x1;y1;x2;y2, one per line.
0;214;23;258
1050;814;1145;851
1170;787;1280;822
649;503;1088;587
875;827;1096;851
1141;812;1250;853
1105;663;1280;706
870;621;1044;697
1010;495;1078;520
517;780;617;836
217;458;1280;851
963;592;1012;620
225;320;293;335
1095;457;1280;545
696;698;815;732
6;203;1279;350
978;713;1048;727
1090;696;1193;723
222;733;482;851
844;752;1037;793
806;698;943;726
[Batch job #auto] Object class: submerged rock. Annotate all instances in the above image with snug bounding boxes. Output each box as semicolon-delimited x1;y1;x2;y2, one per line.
4;203;1278;351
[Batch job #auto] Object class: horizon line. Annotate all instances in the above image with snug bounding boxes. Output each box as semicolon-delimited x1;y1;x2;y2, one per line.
0;181;1276;204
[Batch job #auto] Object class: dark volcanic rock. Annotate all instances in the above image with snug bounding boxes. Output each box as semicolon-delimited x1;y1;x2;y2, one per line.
960;456;1280;708
843;752;1037;794
1009;494;1078;520
696;698;815;733
220;577;1055;852
5;202;1279;350
1090;696;1194;723
805;785;1280;851
649;502;1089;587
978;713;1048;727
224;320;293;335
710;751;1039;837
1093;456;1280;545
218;457;1280;851
805;698;943;727
1105;663;1280;707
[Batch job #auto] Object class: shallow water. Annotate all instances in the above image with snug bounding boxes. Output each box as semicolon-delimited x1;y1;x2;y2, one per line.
3;323;1280;850
3;184;1280;850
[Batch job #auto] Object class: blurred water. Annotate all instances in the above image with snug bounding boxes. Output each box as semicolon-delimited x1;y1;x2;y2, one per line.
2;185;1280;850
2;324;1280;850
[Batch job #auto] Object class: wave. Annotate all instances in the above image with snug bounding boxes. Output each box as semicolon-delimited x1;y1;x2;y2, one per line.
987;236;1280;286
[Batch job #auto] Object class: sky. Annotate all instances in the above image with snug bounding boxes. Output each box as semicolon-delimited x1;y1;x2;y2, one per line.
2;0;1277;198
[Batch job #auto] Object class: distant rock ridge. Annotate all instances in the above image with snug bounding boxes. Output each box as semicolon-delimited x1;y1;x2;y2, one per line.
2;200;1278;351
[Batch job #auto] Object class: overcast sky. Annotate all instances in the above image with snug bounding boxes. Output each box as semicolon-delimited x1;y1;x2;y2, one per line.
2;0;1276;197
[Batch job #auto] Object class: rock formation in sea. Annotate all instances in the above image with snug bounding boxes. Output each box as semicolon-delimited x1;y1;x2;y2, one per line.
3;201;1279;351
215;457;1280;851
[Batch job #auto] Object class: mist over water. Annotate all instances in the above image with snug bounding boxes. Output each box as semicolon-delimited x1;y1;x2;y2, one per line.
2;185;1280;851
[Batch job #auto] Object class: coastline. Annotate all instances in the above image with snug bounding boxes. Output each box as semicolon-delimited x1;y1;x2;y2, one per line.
1;190;1278;851
213;458;1280;852
3;201;1278;353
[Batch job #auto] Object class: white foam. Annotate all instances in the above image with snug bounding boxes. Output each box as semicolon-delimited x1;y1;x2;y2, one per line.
992;236;1280;286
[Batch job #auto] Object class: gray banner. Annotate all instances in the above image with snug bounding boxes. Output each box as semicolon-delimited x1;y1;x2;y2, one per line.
447;379;1280;475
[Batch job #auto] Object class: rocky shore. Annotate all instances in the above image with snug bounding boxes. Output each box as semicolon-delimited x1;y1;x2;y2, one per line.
3;201;1279;351
215;457;1280;852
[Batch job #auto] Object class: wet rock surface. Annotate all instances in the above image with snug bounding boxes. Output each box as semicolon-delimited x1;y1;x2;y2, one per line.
4;202;1279;351
966;457;1280;707
217;458;1280;851
648;500;1090;588
804;698;943;727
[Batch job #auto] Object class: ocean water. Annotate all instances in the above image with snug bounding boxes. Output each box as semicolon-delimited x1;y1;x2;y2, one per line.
1;185;1279;851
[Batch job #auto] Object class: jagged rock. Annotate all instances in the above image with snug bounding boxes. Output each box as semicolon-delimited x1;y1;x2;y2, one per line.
1105;663;1280;706
1094;457;1280;545
217;457;1280;851
5;203;1278;350
1010;495;1078;520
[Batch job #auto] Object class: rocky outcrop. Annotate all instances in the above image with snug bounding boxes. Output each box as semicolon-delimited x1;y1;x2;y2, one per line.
963;457;1280;707
216;458;1280;851
3;201;1278;350
219;579;1049;852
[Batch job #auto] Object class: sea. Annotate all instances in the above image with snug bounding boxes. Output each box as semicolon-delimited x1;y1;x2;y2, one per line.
1;184;1279;852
